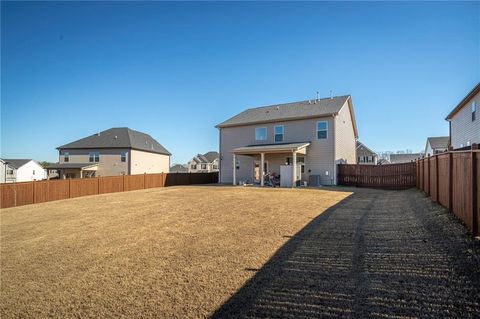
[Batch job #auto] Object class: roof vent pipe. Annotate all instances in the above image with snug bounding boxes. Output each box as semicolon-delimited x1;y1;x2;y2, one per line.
316;91;319;101
330;90;333;99
97;132;100;136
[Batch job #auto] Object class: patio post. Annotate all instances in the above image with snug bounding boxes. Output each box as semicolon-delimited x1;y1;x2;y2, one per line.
260;152;265;187
292;151;297;188
232;153;236;186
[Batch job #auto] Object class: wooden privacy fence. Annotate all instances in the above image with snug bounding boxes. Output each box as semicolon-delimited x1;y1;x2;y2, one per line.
0;172;218;209
417;147;479;237
337;162;417;190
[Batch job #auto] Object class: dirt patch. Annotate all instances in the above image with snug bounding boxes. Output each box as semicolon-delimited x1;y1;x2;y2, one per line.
0;185;351;318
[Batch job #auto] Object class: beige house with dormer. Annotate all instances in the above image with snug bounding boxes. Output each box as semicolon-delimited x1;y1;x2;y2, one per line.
216;95;358;187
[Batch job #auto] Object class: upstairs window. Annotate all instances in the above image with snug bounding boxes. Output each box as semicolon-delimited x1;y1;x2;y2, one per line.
191;164;197;170
120;151;127;162
472;101;477;121
255;127;267;141
317;121;328;139
274;125;284;142
89;152;100;163
201;164;207;170
64;152;69;163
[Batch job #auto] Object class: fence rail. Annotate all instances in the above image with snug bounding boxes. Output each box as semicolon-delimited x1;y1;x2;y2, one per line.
417;148;479;237
0;172;218;209
337;163;417;190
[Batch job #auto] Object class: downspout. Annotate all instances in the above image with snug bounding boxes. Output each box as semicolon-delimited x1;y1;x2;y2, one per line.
332;114;337;185
218;127;222;184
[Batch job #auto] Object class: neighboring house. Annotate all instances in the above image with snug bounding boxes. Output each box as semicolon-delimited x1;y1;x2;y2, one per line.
389;153;423;164
170;164;188;173
0;159;47;183
377;158;391;165
47;127;171;179
424;136;449;155
188;151;219;173
356;141;378;165
446;83;480;149
216;95;358;186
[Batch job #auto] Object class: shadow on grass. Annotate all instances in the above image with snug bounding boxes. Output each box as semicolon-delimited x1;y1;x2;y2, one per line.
211;188;480;318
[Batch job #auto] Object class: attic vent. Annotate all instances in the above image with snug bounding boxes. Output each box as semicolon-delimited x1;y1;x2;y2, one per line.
276;106;279;110
145;141;148;144
96;132;100;136
114;135;118;139
151;144;154;150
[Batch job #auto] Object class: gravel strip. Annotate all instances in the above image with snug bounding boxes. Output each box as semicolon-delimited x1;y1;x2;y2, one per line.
212;188;480;318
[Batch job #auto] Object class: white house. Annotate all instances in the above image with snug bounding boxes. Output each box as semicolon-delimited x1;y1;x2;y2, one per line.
0;159;47;183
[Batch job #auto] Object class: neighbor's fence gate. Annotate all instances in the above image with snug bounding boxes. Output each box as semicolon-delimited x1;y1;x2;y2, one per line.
0;172;218;209
416;145;479;237
337;162;417;190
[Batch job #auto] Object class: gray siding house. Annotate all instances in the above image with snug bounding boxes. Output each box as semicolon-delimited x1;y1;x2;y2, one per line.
216;95;358;186
188;151;219;173
424;136;449;155
48;127;171;178
446;83;479;149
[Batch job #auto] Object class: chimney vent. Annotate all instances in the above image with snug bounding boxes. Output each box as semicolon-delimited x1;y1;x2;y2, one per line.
330;90;334;99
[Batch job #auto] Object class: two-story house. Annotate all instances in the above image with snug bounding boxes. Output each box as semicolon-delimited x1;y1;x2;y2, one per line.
356;141;378;165
216;95;358;187
424;136;449;155
47;127;171;179
187;151;219;173
446;82;479;149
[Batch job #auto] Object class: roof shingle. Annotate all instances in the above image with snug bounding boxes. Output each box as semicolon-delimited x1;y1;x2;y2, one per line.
57;127;171;155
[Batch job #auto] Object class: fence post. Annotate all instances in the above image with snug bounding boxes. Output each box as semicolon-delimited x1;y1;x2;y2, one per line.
427;155;430;196
122;174;125;191
68;178;71;198
435;154;439;203
32;180;36;204
97;177;100;194
144;173;146;189
448;152;453;213
472;144;478;237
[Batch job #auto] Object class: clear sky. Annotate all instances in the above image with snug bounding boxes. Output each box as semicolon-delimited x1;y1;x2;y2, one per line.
1;1;479;164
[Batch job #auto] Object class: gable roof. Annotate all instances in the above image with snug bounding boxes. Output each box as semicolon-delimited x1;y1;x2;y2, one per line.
356;141;376;156
1;159;32;169
170;164;188;173
203;151;219;163
57;127;171;155
216;95;358;137
426;136;449;150
389;153;423;164
446;82;480;120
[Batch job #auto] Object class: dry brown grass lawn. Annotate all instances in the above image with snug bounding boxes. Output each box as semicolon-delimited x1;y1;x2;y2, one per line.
1;185;351;318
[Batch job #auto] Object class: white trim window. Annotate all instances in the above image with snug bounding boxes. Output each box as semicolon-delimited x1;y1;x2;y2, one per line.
120;151;127;162
317;121;328;139
64;152;70;163
274;125;284;142
472;100;477;121
89;151;100;163
255;127;267;141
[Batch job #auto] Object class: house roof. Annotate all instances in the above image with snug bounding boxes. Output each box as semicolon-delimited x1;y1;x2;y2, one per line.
445;82;480;120
232;142;310;155
1;159;32;169
57;127;171;155
389;153;423;164
356;141;376;156
203;151;219;163
216;95;358;137
170;164;188;173
426;136;449;150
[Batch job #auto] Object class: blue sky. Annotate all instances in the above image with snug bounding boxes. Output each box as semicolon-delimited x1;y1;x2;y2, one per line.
1;1;479;164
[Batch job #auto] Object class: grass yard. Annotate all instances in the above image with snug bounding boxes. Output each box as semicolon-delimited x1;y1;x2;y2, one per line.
0;185;351;318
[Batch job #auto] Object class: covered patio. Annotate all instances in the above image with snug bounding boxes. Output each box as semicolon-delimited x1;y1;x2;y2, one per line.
232;142;310;187
46;163;99;179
